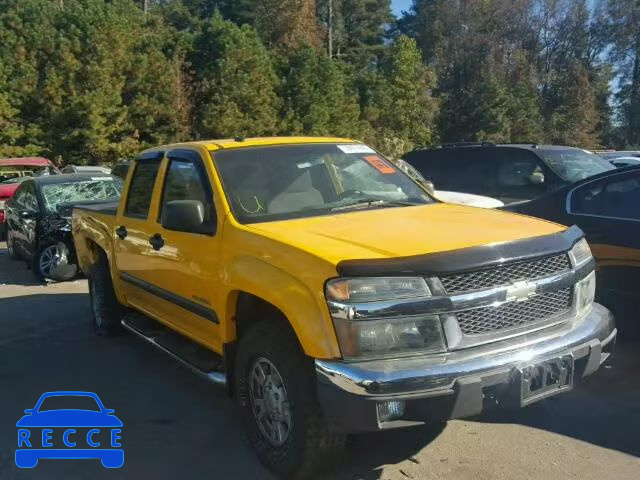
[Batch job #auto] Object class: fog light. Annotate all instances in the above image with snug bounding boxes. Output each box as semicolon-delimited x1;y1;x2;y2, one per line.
377;400;406;422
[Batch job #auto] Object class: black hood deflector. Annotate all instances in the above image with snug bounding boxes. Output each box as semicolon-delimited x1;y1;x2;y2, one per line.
336;225;584;277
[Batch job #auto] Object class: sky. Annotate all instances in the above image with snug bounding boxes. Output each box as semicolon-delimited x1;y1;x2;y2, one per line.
391;0;412;17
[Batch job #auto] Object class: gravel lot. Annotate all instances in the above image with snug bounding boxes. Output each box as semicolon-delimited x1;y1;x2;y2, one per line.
0;240;639;480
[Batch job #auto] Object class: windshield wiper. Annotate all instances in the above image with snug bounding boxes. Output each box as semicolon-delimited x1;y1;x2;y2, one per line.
331;199;421;212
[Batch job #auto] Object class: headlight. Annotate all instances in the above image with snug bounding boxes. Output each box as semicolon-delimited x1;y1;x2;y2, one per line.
569;238;593;267
0;200;5;210
326;277;430;303
575;271;596;316
326;277;446;359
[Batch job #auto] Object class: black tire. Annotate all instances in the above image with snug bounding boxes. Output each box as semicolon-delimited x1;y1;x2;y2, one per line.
235;321;346;479
32;241;78;282
89;255;125;336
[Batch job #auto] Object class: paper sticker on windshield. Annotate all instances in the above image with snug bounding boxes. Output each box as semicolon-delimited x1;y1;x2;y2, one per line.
90;177;110;181
364;155;396;175
337;144;376;154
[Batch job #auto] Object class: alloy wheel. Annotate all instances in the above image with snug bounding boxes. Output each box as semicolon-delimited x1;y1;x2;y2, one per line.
39;244;64;277
249;357;292;447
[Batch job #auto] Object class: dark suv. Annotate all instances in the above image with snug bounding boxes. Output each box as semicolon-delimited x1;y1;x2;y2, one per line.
403;143;614;204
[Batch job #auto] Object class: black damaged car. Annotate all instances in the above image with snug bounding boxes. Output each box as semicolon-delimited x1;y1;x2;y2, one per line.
4;174;123;281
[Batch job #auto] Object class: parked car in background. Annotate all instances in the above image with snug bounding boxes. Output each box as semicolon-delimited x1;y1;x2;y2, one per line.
609;157;640;168
61;165;112;174
0;157;60;183
506;165;640;336
393;158;503;208
5;174;123;281
0;177;29;240
403;143;614;205
110;161;130;180
598;151;640;162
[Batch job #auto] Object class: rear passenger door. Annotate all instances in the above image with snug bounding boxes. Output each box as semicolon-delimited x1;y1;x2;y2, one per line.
143;148;224;351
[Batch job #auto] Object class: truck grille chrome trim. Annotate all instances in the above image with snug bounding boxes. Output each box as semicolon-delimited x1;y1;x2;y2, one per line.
456;288;572;335
440;253;572;294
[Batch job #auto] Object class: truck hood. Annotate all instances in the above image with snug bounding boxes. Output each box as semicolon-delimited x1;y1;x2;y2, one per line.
247;203;566;265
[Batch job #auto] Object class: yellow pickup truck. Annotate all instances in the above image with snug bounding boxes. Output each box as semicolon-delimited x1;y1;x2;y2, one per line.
73;137;616;478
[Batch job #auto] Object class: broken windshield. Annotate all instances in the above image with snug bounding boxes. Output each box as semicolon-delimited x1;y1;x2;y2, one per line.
41;178;123;213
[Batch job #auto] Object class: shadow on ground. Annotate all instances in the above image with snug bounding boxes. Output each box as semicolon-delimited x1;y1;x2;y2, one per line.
467;341;640;458
0;293;443;480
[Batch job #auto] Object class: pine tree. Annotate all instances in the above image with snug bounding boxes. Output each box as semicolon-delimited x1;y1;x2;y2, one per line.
191;13;281;138
317;0;392;62
364;35;438;155
280;44;363;137
605;0;640;146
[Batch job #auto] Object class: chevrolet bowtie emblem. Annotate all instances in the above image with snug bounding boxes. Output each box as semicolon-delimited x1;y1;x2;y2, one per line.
506;280;537;302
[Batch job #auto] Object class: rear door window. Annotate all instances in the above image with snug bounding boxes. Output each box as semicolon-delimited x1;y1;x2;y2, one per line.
125;159;161;218
570;172;640;221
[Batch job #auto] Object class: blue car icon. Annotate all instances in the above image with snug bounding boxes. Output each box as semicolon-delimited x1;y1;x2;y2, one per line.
16;391;123;468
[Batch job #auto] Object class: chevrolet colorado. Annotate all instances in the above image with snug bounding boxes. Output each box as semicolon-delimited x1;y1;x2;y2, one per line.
72;137;616;478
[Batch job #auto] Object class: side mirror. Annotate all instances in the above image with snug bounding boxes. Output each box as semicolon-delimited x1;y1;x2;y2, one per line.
19;210;37;220
105;409;115;414
24;409;34;414
162;200;206;233
528;171;545;185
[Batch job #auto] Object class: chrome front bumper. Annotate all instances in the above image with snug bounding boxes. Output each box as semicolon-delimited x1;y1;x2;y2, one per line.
315;303;616;432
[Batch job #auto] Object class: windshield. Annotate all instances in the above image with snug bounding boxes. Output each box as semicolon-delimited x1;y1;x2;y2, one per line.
41;178;123;213
213;143;434;223
539;149;614;183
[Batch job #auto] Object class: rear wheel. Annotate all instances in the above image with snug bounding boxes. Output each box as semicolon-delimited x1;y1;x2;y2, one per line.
33;242;78;281
235;321;346;479
89;256;125;336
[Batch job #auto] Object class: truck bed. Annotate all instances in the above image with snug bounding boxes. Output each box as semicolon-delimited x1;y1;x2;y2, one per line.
73;201;119;216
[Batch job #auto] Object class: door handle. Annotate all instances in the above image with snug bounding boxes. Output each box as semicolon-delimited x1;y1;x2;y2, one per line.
149;233;164;251
116;225;128;240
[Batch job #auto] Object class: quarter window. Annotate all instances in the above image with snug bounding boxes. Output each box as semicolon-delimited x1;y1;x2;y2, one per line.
571;174;640;220
125;159;161;218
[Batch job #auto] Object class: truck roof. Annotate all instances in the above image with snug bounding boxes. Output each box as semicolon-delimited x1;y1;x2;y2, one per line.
139;136;359;155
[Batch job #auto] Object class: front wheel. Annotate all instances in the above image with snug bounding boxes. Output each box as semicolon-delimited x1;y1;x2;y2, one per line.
235;321;345;479
33;241;78;281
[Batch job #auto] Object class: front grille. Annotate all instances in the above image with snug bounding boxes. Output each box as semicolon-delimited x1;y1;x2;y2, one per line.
440;254;571;294
456;288;572;335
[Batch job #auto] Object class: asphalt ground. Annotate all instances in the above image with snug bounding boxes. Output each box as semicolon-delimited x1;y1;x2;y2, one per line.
0;241;639;480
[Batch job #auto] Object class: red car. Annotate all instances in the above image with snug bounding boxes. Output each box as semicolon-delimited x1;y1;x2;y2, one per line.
0;157;59;239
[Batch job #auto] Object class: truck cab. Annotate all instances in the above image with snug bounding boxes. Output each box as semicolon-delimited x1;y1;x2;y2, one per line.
72;137;616;479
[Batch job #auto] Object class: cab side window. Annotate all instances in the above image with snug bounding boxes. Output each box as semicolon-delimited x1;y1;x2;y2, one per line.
571;174;640;220
16;183;38;211
159;157;216;231
125;159;161;218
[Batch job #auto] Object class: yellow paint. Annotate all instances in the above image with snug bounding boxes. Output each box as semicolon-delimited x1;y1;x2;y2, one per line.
73;137;568;360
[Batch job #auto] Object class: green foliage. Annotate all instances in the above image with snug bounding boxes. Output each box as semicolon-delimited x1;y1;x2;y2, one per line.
191;13;281;138
0;0;637;164
280;44;364;138
364;35;437;154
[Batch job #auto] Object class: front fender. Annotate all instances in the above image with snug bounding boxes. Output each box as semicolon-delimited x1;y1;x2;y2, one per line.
225;255;341;359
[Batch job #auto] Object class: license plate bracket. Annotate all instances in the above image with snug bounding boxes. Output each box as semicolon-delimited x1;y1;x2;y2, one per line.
520;355;574;406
